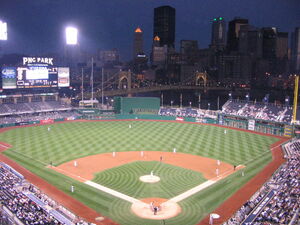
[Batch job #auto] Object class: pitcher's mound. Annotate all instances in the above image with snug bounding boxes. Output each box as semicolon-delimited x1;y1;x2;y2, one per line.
131;198;181;220
139;175;160;183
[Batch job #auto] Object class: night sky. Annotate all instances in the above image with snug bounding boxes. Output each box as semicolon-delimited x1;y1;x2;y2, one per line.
1;0;299;61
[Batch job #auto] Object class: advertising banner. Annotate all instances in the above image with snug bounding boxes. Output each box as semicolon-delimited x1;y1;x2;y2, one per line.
248;119;255;131
1;67;17;89
40;119;54;124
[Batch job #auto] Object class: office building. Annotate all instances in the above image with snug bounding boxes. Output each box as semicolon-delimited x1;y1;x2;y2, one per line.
133;27;144;59
153;5;176;48
210;17;226;50
276;32;288;59
262;27;277;60
291;27;300;72
238;25;263;58
151;36;167;65
98;49;119;64
227;17;248;52
180;40;199;64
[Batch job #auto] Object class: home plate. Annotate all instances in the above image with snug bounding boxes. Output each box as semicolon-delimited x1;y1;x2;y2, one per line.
139;175;160;183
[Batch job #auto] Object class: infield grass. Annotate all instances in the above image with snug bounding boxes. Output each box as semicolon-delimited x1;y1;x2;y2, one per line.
0;120;279;225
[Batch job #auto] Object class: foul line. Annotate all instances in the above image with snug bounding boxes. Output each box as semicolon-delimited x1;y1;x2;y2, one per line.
85;181;148;206
0;144;9;149
83;169;234;205
168;168;235;203
168;180;216;203
52;165;237;206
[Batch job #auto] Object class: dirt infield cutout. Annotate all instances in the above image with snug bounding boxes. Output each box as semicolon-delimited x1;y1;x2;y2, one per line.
51;151;241;220
52;151;237;181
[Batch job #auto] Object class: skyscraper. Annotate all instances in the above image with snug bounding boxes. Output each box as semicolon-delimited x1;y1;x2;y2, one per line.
291;27;300;72
151;36;167;65
153;5;176;48
276;32;288;59
210;17;226;50
238;25;263;57
227;17;248;52
133;27;144;59
180;40;199;64
262;27;277;60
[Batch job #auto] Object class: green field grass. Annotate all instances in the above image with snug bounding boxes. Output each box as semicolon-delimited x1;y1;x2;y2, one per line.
93;161;207;199
0;121;279;225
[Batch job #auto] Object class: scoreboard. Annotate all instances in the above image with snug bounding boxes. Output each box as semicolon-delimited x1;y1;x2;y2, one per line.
1;66;70;89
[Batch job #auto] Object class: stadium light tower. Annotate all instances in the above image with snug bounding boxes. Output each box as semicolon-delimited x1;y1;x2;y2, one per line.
0;20;8;41
65;27;78;45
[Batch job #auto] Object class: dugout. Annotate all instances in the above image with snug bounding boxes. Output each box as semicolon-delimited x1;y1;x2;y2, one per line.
113;97;160;114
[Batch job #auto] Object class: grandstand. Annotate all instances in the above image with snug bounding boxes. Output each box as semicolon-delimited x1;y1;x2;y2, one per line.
224;139;300;225
0;162;88;225
0;93;81;127
221;99;293;123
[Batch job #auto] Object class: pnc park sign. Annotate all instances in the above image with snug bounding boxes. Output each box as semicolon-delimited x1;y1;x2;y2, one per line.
23;57;54;66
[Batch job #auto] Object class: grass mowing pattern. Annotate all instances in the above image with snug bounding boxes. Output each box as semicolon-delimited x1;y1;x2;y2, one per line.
93;161;206;199
0;121;279;225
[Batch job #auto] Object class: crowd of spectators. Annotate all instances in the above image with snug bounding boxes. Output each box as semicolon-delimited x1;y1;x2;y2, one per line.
224;139;300;225
0;101;72;116
159;107;218;119
0;163;89;225
0;111;81;124
222;99;293;123
0;163;63;224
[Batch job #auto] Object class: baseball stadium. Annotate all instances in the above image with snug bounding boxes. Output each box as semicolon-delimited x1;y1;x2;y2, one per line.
0;86;299;225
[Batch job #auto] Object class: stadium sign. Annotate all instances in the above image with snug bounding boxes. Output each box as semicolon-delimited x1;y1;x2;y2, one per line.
23;57;54;65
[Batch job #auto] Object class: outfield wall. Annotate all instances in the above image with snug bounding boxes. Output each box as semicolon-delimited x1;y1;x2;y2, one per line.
0;113;292;137
222;116;285;136
113;97;160;114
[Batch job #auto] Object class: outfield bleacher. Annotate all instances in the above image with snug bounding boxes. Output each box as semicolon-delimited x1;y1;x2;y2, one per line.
222;99;294;123
159;107;217;119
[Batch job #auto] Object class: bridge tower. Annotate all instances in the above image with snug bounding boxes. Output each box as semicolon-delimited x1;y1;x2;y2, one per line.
118;70;132;97
195;71;208;86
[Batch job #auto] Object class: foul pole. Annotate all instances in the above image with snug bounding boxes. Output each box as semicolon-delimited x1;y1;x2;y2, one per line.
292;75;299;123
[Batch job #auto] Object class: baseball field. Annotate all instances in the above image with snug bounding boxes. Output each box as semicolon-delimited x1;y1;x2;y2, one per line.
0;120;281;225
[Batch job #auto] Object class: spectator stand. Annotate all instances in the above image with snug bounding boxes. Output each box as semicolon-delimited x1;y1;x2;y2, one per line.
0;163;89;225
223;139;300;225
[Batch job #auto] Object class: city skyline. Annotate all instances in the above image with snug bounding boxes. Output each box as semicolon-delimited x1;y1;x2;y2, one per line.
0;0;299;61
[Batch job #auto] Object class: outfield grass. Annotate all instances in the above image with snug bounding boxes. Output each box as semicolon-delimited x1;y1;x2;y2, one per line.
0;121;279;225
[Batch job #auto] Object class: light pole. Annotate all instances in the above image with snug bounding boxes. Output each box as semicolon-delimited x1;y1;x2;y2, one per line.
0;20;8;56
189;101;192;108
171;100;173;107
208;103;210;110
65;27;78;45
180;93;182;108
102;67;104;108
0;20;7;41
81;68;84;104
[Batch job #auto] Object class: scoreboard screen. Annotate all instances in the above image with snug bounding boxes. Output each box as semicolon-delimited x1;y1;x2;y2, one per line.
1;66;70;89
